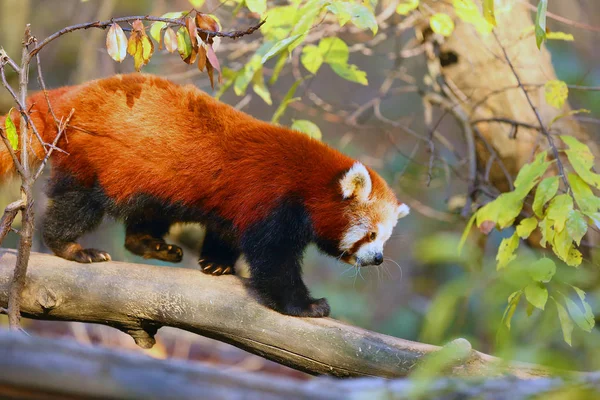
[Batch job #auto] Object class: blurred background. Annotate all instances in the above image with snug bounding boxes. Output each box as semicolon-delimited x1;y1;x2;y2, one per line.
0;0;599;379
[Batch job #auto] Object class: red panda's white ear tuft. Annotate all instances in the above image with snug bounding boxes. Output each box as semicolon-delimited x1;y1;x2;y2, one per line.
340;162;372;202
397;203;410;219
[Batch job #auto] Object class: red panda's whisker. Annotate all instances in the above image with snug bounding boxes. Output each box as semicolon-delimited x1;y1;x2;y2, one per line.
384;257;403;280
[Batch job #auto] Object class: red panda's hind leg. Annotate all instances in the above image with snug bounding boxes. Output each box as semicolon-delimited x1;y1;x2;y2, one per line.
124;222;183;263
198;230;240;276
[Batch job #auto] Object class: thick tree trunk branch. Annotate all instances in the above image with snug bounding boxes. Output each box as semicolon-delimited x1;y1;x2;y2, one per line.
0;330;597;400
0;250;552;378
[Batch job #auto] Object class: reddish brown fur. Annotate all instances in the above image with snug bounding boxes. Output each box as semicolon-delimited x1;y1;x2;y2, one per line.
0;74;397;244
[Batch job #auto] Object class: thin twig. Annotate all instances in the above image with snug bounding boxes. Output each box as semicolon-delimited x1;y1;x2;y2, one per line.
493;33;571;192
29;16;266;60
422;92;478;217
33;109;73;181
0;200;25;246
471;118;541;131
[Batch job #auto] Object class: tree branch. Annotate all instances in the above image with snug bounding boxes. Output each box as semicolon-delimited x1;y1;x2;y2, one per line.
0;329;595;400
28;16;265;60
0;250;554;379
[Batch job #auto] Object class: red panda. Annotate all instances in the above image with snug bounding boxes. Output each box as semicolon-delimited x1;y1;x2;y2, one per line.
0;74;409;317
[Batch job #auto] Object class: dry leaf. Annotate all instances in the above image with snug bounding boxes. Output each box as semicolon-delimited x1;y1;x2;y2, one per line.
197;43;207;71
106;23;127;62
164;28;178;53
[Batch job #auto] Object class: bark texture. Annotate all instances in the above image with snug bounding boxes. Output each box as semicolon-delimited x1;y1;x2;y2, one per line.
0;250;551;379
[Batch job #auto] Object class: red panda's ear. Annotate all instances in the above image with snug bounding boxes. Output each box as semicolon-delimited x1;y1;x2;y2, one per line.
340;162;372;202
396;203;410;219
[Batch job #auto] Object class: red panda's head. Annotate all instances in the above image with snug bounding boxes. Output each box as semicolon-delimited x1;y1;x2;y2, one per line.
337;162;409;267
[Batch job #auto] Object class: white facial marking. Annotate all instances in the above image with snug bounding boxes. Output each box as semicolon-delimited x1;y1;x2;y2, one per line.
340;162;372;202
341;200;400;265
340;220;369;251
397;203;410;219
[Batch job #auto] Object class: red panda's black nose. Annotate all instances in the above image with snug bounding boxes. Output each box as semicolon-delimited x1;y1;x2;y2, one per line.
373;253;384;265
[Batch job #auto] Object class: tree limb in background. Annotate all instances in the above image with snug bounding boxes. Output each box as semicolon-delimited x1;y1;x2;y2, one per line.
0;250;553;379
0;329;597;400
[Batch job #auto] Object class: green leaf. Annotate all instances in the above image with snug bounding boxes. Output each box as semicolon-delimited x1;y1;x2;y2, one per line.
549;109;590;130
570;286;596;331
261;34;305;64
458;213;476;254
176;26;193;60
291;0;323;36
566;210;587;246
516;217;538;239
535;0;548;49
476;191;524;230
560;290;595;332
272;79;304;123
566;247;583;267
496;233;519;270
4;108;18;151
318;37;349;64
502;290;522;330
252;67;272;105
291;119;322;140
552;296;573;346
538;217;554;248
420;279;469;343
189;0;205;7
246;0;266;14
545;80;569;109
261;6;297;41
483;0;496;26
330;63;368;86
533;176;559;217
528;258;556;283
552;227;575;265
525;283;548;310
301;45;324;74
396;0;419;15
513;152;551;196
327;2;378;34
430;13;455;37
149;12;185;43
562;135;600;190
546;194;574;233
269;53;288;85
234;54;263;96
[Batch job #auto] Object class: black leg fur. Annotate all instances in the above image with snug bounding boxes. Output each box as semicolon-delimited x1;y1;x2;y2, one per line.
43;174;111;263
199;229;240;275
241;199;330;317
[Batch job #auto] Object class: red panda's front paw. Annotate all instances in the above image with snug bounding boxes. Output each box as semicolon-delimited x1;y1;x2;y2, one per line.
280;297;331;318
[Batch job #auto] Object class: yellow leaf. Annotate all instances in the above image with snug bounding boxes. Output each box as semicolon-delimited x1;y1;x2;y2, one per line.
545;80;569;109
430;13;455;37
396;0;419;15
453;0;494;35
546;31;574;41
141;35;154;62
496;233;519;270
483;0;496;26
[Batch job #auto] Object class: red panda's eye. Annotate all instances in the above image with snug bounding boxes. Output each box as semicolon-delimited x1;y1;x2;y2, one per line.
369;232;377;241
